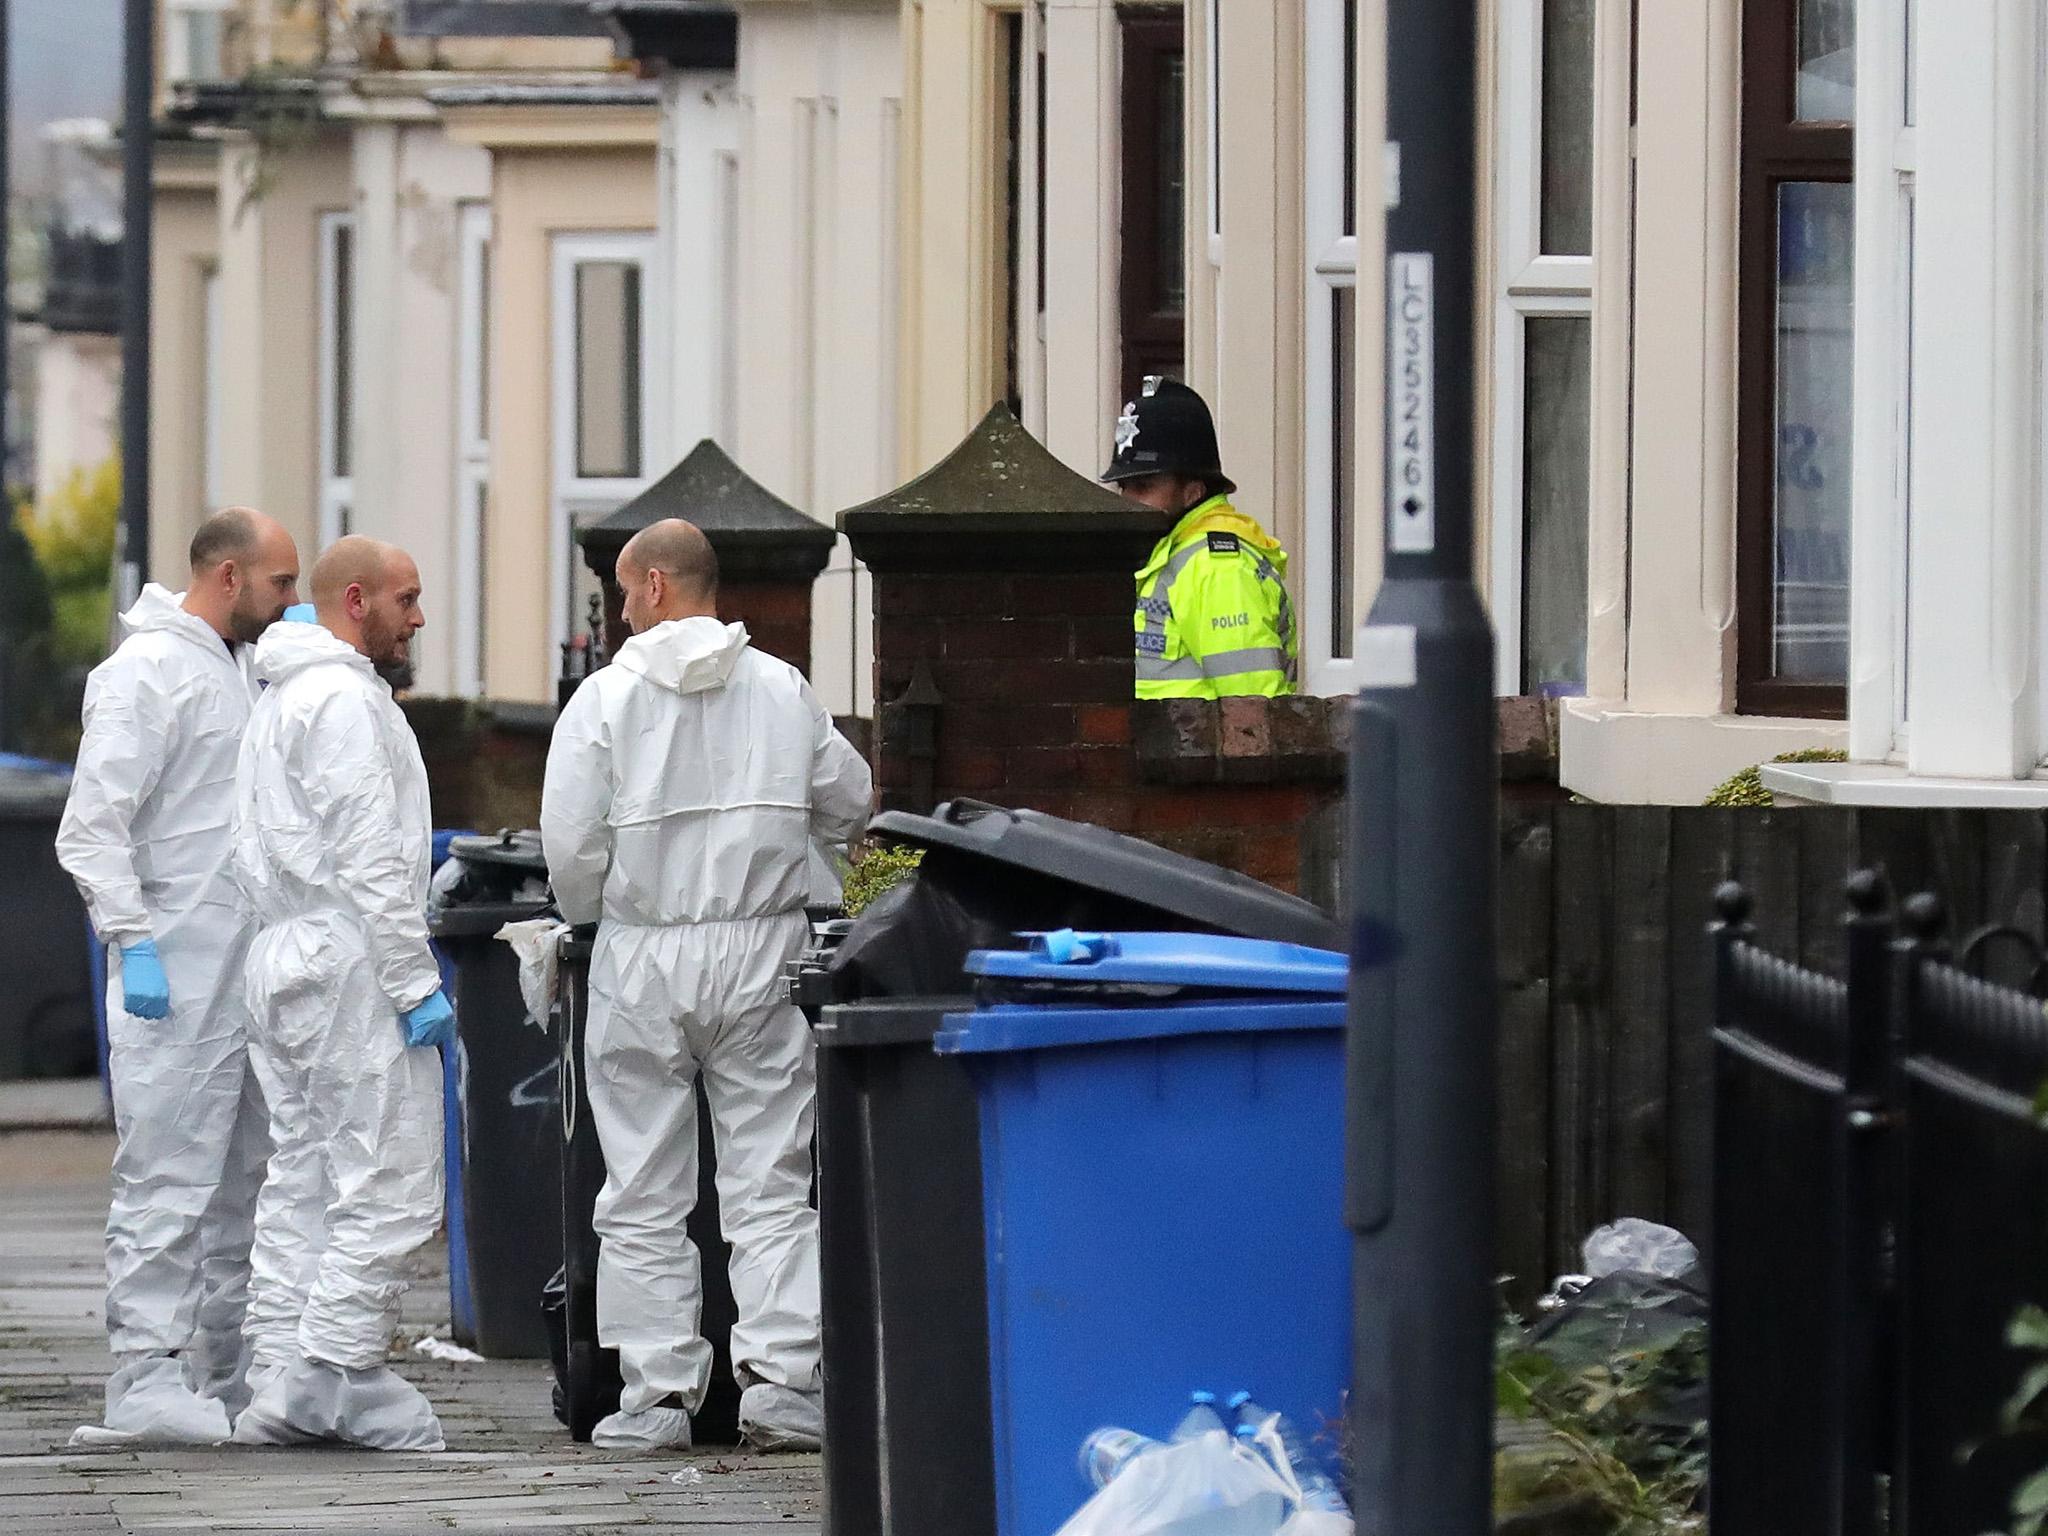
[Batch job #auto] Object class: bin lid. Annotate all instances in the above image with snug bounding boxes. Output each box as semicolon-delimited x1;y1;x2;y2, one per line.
934;995;1348;1056
448;830;549;874
867;799;1339;949
0;757;72;820
429;899;553;940
816;996;977;1049
433;827;479;871
967;931;1347;994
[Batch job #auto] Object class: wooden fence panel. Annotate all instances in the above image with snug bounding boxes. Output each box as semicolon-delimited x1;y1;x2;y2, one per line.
1854;808;1934;913
1609;807;1673;1224
1796;811;1857;975
1496;807;1556;1297
1664;810;1732;1252
1736;810;1802;958
1546;804;1614;1282
1347;803;2048;1303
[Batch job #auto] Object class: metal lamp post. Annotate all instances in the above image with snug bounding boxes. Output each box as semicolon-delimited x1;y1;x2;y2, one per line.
118;0;153;601
1346;1;1497;1533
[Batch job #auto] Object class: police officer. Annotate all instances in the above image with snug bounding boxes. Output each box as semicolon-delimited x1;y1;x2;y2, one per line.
1104;377;1297;699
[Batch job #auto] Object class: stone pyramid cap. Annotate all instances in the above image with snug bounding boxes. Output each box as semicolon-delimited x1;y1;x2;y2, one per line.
581;439;835;554
836;403;1167;574
579;440;834;585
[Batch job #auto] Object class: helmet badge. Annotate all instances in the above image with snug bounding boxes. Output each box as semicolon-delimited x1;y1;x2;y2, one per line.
1114;401;1141;453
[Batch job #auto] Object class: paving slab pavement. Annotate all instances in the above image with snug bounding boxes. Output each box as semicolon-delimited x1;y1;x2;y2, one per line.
0;1131;823;1535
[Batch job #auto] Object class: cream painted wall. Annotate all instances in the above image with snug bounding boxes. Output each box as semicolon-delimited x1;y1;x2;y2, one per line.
147;171;220;587
478;145;657;703
729;1;900;719
347;122;493;695
898;0;1005;472
1206;0;1304;580
1617;1;1741;719
36;333;121;509
209;132;354;576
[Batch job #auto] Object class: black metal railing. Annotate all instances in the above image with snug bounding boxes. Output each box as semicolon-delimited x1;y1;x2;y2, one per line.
1709;874;2048;1536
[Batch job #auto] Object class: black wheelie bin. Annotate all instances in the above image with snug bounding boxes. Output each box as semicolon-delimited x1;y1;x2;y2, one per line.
429;831;559;1359
0;757;96;1080
551;926;743;1445
814;798;1339;1536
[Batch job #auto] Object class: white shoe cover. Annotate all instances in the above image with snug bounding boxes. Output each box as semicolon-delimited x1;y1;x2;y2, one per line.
187;1330;257;1420
70;1354;231;1447
591;1404;693;1451
739;1383;823;1452
229;1358;445;1452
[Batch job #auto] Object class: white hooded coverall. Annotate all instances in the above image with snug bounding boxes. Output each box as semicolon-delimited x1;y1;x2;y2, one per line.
228;621;445;1448
55;584;271;1439
541;618;871;1424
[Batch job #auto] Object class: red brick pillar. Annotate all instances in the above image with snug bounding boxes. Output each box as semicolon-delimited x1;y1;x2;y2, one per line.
837;404;1168;818
577;440;836;676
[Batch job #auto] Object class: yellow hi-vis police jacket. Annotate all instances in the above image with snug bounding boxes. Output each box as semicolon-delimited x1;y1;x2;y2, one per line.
1133;494;1299;699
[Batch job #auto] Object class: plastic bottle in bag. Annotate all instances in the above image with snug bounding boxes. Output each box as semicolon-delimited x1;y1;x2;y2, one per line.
1079;1426;1167;1489
1173;1391;1230;1442
1055;1429;1296;1536
1228;1396;1350;1515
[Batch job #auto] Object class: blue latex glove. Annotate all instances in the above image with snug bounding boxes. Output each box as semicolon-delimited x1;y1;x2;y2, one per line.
119;940;171;1020
401;989;456;1049
281;603;317;623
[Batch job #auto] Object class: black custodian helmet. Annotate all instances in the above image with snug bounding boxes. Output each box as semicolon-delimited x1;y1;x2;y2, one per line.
1101;376;1236;494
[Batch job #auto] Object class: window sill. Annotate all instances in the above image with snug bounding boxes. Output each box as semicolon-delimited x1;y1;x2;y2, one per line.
1759;760;2048;809
1560;699;1846;804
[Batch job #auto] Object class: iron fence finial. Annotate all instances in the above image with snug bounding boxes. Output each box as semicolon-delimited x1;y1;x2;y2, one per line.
1845;868;1887;917
1714;881;1753;926
1902;892;1946;943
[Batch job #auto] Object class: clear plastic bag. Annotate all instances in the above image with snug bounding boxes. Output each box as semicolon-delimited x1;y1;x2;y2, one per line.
1581;1217;1699;1280
1055;1427;1297;1536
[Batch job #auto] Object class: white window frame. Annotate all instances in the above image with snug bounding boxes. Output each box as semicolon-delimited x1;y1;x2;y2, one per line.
1015;1;1049;439
1847;0;1915;762
164;0;232;87
549;231;656;652
1301;0;1360;696
1204;0;1225;375
1488;1;1595;697
316;210;354;546
454;203;491;698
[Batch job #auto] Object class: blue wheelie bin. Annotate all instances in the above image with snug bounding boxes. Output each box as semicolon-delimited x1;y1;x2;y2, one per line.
936;931;1352;1536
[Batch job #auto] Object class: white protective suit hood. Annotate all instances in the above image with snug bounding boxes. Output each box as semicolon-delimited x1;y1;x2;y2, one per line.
612;616;749;696
251;616;378;689
123;581;217;644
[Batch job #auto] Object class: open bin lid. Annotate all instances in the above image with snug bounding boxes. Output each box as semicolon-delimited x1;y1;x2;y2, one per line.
867;799;1339;949
967;931;1347;994
448;830;549;873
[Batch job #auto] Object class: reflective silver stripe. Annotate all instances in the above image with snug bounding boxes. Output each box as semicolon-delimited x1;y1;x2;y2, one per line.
1136;647;1294;685
1251;554;1299;684
1197;646;1294;680
1137;539;1210;658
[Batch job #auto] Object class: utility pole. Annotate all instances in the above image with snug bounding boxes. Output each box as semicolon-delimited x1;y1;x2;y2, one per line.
1;0;11;499
118;0;153;604
1346;0;1496;1532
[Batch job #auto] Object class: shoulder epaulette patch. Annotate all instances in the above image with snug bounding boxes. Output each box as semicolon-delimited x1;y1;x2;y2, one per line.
1206;531;1241;554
